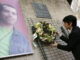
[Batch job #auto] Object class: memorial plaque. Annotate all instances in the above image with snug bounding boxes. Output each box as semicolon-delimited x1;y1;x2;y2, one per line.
32;2;51;19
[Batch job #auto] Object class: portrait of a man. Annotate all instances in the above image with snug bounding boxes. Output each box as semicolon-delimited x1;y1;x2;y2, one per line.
0;4;32;57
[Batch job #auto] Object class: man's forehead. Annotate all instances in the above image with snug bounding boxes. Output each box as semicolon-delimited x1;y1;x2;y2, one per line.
3;5;17;12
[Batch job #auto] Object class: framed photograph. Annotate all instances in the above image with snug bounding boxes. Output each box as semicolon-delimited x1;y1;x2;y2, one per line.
0;0;33;58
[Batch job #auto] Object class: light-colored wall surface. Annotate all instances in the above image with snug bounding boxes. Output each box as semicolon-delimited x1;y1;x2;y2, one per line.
19;0;74;20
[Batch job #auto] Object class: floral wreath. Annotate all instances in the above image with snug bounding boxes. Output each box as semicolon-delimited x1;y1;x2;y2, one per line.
32;21;56;44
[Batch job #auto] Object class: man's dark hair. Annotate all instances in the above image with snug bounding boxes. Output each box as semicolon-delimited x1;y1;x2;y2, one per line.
63;15;77;27
0;4;15;12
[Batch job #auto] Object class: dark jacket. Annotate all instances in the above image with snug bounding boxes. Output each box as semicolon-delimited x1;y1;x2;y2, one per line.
57;26;80;60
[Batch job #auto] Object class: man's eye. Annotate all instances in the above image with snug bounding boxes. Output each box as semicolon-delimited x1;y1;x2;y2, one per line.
4;10;9;13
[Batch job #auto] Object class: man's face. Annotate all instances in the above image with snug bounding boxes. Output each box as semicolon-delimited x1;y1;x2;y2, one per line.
0;5;17;25
63;22;71;30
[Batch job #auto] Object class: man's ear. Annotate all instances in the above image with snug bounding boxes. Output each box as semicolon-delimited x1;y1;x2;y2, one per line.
70;22;72;26
68;22;72;26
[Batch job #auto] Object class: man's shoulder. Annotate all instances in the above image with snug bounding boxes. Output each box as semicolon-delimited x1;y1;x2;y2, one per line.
73;26;80;32
13;29;26;38
71;26;80;35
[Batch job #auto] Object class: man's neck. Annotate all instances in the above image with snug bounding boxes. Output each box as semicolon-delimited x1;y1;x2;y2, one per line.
0;22;13;30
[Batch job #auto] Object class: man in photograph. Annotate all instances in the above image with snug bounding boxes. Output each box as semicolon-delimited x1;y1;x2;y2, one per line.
0;4;32;57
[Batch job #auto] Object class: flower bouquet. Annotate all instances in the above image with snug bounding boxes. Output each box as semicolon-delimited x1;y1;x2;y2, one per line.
32;21;56;44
